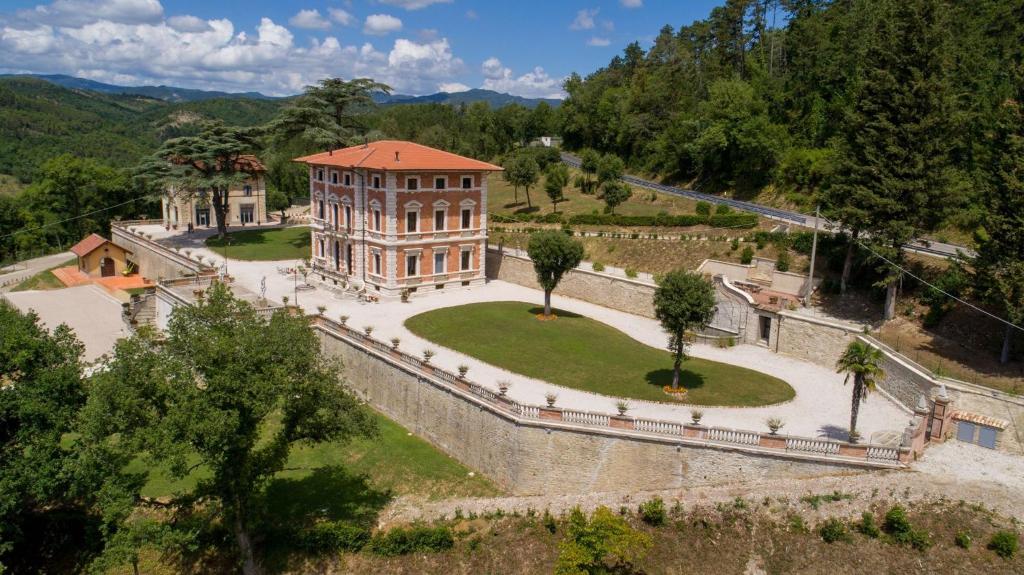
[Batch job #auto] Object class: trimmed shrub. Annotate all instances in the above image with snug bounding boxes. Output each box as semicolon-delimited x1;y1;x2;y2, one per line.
954;530;972;549
638;497;666;526
625;268;638;279
592;262;605;272
715;203;731;215
740;246;754;265
296;521;369;553
730;237;740;251
988;530;1018;559
776;251;791;273
368;525;454;556
695;201;711;216
820;519;851;543
856;512;881;539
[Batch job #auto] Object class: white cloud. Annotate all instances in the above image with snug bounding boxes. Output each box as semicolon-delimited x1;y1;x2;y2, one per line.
465;9;478;20
438;82;469;93
0;25;56;54
328;8;354;26
385;37;463;92
16;0;164;27
289;9;329;30
587;37;610;47
166;14;211;33
620;0;643;7
480;57;563;99
363;14;402;36
379;0;452;10
569;8;598;30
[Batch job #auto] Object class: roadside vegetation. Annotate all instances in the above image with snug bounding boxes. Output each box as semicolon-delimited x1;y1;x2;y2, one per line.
405;301;794;406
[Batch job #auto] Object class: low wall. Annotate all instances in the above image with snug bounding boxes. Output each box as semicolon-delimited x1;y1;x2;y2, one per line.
316;318;905;496
486;247;656;318
111;225;208;281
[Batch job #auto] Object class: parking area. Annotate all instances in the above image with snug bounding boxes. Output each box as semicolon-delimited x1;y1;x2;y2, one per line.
3;284;126;362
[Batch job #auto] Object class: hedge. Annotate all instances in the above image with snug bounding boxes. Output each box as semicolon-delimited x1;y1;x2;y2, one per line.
367;525;455;556
489;212;757;229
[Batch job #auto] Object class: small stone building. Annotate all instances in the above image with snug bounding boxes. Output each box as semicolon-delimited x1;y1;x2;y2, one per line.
70;233;133;277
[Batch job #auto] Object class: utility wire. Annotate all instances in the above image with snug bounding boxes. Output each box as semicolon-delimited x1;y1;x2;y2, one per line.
0;197;147;241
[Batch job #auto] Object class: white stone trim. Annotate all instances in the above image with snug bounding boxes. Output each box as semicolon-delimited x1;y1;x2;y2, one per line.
433;199;451;208
459;174;474;189
432;175;448;190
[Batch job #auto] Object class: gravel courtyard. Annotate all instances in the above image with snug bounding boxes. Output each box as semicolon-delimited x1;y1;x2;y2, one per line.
142;224;911;443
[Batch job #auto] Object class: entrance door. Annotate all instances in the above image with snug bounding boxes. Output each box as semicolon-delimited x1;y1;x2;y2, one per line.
100;257;115;277
759;316;772;343
196;208;210;227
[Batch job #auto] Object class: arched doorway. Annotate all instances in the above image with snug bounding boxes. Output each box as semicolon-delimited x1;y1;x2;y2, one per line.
100;257;115;277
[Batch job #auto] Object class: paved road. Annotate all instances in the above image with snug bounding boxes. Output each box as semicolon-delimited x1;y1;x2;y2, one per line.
0;251;73;292
561;153;974;260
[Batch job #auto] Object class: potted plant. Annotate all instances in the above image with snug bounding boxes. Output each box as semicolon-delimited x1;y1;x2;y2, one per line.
422;349;435;363
282;295;289;306
363;326;374;336
498;381;511;396
400;288;411;303
615;400;629;416
766;417;784;435
457;364;469;379
690;409;704;425
390;337;401;350
545;392;558;408
317;305;327;316
339;314;349;326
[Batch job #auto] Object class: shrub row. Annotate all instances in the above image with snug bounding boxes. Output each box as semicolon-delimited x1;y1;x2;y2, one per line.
366;525;454;557
489;212;758;229
291;522;455;557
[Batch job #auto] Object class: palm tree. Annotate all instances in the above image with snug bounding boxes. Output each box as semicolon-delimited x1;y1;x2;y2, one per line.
835;340;886;442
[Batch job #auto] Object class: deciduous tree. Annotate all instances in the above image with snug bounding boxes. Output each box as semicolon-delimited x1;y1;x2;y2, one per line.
544;163;569;212
527;230;584;318
601;181;632;214
653;271;716;390
503;153;540;208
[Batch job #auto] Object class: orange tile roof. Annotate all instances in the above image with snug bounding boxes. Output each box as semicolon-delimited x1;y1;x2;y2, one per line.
70;233;110;257
952;411;1009;430
293;140;502;172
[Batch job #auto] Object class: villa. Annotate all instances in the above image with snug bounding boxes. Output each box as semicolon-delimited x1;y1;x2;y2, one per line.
294;141;502;298
161;155;268;231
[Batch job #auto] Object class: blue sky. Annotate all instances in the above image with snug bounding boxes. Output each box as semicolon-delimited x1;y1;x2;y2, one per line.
0;0;725;97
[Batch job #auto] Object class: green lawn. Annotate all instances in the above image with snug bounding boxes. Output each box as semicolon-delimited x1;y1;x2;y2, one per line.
205;226;310;261
405;301;795;406
12;258;76;291
130;409;500;501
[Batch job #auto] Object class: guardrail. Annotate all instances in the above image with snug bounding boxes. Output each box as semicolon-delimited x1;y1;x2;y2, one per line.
313;315;908;467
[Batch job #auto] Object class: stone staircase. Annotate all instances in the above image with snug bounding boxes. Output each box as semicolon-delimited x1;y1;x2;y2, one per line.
122;289;157;332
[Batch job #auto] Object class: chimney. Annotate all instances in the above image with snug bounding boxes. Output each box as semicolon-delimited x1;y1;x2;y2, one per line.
329;149;333;156
394;151;400;162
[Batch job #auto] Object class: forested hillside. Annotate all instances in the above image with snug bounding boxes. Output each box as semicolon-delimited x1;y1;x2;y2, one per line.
0;77;285;182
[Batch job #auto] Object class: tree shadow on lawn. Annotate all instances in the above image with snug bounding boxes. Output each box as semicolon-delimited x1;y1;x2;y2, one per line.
260;465;392;530
644;368;707;391
514;205;541;214
526;306;583;319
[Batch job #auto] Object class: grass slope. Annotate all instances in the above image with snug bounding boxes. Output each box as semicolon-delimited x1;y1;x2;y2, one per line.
11;258;75;291
205;226;311;261
405;301;794;406
131;409;500;501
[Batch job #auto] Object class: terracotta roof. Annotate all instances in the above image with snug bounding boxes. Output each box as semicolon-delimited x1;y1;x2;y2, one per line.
952;411;1009;430
293;140;502;172
173;154;265;172
70;233;110;257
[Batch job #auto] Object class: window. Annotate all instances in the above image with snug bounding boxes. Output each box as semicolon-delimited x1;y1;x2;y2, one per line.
460;249;472;271
373;252;382;275
434;252;446;274
406;211;418;232
240;204;254;224
318;200;324;219
461;208;472;229
344;173;351;186
373;175;381;188
373;209;381;231
434;209;446;231
318;239;324;257
434;176;446;190
407;177;419;190
406;254;418;276
344;205;352;229
243;185;252;196
316;169;324;182
461;176;473;189
331;204;338;226
331;172;338;184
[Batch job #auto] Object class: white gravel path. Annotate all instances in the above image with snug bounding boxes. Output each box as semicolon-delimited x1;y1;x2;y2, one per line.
137;224;910;442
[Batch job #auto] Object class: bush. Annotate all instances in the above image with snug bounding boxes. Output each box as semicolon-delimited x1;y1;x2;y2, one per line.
856;512;881;539
820;519;851;543
715;203;731;215
592;262;605;272
625;268;638;279
543;509;558;534
954;530;972;549
367;525;454;556
638;497;666;526
695;201;711;216
988;530;1018;559
776;250;791;273
730;237;740;251
883;505;931;551
295;521;369;553
740;246;754;265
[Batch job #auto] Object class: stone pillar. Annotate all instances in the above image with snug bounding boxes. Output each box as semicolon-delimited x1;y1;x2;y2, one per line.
930;384;955;442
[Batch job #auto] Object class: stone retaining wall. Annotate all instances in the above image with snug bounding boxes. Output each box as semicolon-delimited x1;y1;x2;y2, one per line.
485;248;656;318
318;321;904;496
111;225;207;281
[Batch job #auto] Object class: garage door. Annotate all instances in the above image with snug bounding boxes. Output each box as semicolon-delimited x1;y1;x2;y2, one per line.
957;421;977;443
978;426;998;449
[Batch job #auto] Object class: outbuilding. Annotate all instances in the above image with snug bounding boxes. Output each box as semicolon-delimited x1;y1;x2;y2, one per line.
70;233;134;277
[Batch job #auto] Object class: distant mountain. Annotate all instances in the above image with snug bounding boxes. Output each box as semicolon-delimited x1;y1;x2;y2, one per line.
1;74;279;103
373;88;561;109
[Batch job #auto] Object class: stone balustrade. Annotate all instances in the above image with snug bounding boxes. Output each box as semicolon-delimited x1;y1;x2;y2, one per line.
313;315;909;467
